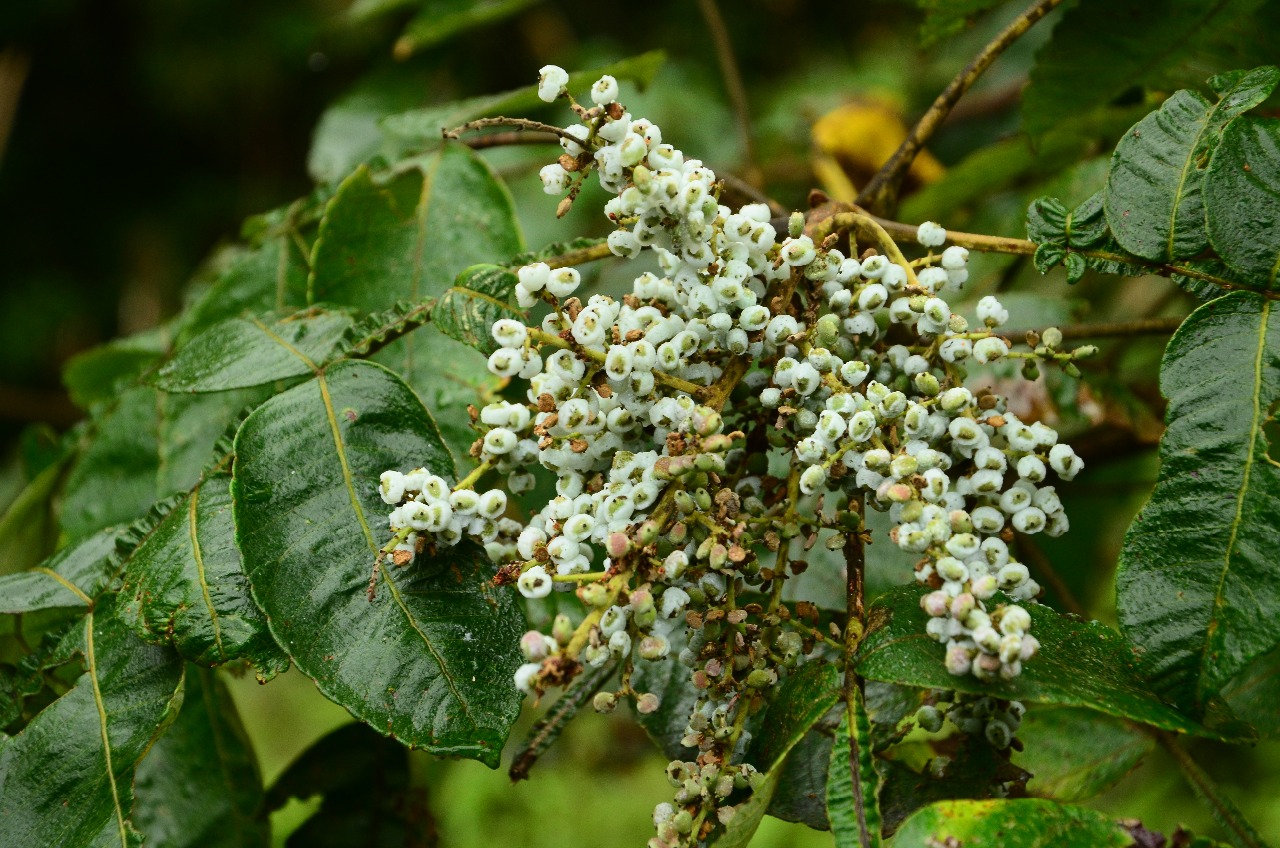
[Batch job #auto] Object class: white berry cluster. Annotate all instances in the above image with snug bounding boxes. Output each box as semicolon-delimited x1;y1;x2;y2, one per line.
378;468;518;557
377;67;1094;844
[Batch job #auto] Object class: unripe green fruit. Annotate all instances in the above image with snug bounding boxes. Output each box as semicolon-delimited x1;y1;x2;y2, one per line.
593;691;618;713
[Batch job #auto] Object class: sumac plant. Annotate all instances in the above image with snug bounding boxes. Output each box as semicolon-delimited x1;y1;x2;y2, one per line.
2;2;1279;847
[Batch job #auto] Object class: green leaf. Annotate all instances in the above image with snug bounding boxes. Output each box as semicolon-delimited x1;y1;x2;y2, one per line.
435;265;521;355
133;667;268;848
267;723;433;847
394;0;540;59
154;310;355;393
1014;705;1153;801
380;51;666;146
1105;67;1279;262
913;1;1008;45
894;799;1135;847
765;728;833;829
0;529;123;614
827;689;882;848
60;386;271;540
1220;646;1280;738
231;360;524;766
179;238;311;345
857;586;1229;737
0;456;70;576
1206;116;1280;288
1026;193;1110;249
308;149;523;466
711;661;840;848
0;595;184;848
117;473;289;678
1117;291;1280;714
62;327;169;410
1022;0;1256;140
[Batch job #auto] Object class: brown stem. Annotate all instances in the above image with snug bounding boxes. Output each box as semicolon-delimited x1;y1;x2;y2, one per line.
858;0;1066;214
697;0;760;187
461;131;560;149
443;116;584;149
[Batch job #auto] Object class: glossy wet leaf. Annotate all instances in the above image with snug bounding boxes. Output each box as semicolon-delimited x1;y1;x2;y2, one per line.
1117;291;1280;715
894;799;1134;848
307;149;522;465
1014;705;1153;801
711;661;840;848
1206;116;1280;288
118;474;288;679
0;595;184;848
1105;67;1279;262
133;667;268;848
1022;0;1253;140
154;310;355;393
827;689;882;848
232;360;524;766
0;527;122;614
179;237;312;345
266;722;433;847
435;265;521;356
857;586;1228;737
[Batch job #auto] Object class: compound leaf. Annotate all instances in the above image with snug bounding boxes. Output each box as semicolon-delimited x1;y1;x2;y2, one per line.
1105;67;1279;262
307;148;522;465
231;360;524;766
1117;291;1280;715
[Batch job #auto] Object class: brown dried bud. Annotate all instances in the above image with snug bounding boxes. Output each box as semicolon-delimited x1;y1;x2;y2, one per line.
556;196;574;218
537;393;556;412
570;438;589;453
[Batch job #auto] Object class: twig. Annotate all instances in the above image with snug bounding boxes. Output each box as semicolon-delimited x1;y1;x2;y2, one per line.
696;0;759;186
461;131;559;150
443;117;584;149
857;0;1066;214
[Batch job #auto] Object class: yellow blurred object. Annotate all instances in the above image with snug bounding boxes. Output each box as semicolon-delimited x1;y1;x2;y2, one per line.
811;100;945;202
